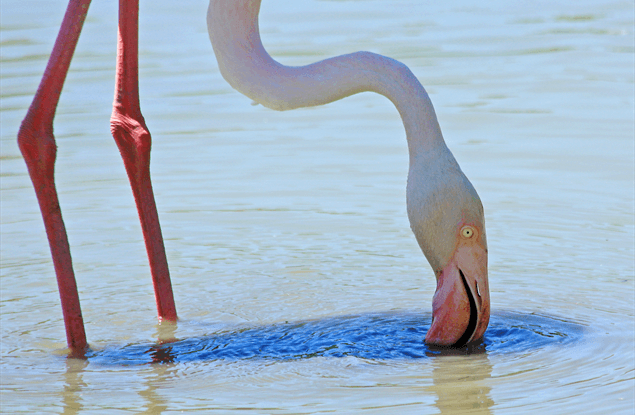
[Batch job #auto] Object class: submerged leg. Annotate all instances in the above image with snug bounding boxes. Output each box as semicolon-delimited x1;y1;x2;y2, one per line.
110;0;177;322
17;0;92;354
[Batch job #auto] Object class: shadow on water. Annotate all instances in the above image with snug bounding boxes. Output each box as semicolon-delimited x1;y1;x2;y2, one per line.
86;311;585;365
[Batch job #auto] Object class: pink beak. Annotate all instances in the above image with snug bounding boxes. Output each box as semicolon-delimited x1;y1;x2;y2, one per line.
424;243;490;347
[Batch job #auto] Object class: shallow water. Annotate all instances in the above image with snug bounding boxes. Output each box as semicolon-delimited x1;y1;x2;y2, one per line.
88;312;584;364
1;0;634;413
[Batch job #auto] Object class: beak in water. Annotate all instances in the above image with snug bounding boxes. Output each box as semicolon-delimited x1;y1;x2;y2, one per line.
425;242;490;347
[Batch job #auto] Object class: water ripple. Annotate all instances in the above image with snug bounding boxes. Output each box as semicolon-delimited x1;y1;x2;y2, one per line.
87;311;585;365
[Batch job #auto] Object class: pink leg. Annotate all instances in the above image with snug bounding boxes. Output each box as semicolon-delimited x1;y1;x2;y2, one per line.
17;0;92;354
111;0;177;322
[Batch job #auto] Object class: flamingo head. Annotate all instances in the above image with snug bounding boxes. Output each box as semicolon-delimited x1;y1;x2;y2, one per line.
407;156;490;347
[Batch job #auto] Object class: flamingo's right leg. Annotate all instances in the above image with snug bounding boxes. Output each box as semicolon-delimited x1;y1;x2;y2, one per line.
17;0;92;355
110;0;177;322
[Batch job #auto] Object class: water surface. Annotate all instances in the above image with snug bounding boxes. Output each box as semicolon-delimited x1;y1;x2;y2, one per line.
1;0;633;413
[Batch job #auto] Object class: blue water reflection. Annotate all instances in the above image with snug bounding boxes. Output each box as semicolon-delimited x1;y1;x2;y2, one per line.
88;311;584;365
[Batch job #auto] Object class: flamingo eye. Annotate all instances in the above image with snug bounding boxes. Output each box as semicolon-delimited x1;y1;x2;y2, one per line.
461;226;475;239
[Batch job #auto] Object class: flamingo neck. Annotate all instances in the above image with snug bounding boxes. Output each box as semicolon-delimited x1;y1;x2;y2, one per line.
207;0;449;159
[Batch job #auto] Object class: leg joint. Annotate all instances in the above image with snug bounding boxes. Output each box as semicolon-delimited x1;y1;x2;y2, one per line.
17;116;57;176
110;109;152;156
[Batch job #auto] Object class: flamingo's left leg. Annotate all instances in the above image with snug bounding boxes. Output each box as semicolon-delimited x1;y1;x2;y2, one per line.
110;0;177;322
17;0;92;355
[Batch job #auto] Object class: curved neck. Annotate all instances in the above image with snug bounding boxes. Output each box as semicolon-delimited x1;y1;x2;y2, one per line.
208;0;448;158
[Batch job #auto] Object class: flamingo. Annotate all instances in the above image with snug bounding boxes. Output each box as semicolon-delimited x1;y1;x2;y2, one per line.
17;0;490;356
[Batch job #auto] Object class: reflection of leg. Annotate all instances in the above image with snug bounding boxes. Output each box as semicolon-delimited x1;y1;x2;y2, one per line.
138;361;172;413
63;359;88;414
110;0;177;322
17;0;92;354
